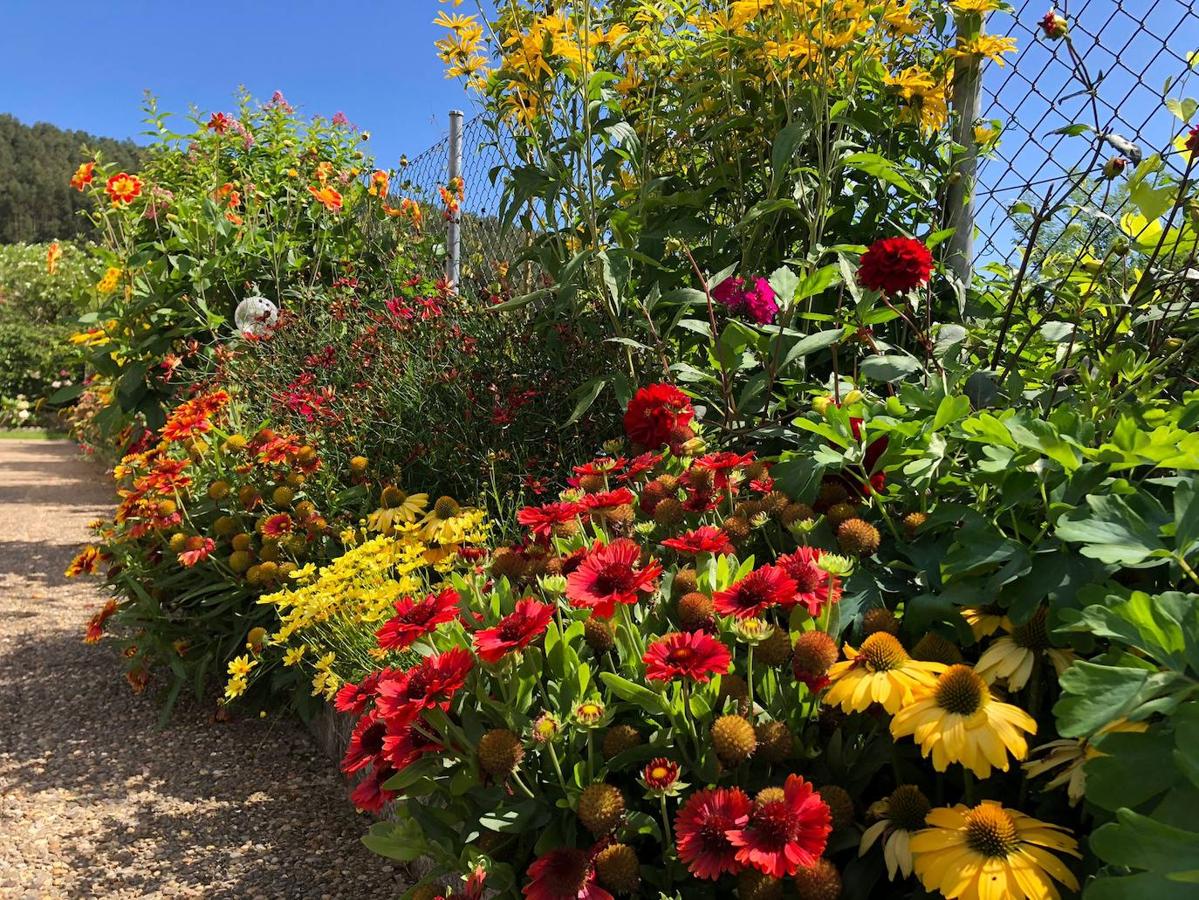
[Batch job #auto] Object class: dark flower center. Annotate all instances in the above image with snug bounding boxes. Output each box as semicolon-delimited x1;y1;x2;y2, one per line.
964;806;1018;858
859;633;907;671
1012;608;1050;651
887;785;931;831
592;562;635;595
668;647;694;662
542;849;590;894
747;801;793;848
935;665;986;715
788;560;823;594
499;618;527;641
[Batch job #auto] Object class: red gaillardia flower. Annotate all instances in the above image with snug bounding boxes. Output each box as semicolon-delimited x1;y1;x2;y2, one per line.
692;451;756;489
105;172;143;205
623;383;695;451
374;646;474;723
643;631;732;683
661;526;734;557
349;761;397;814
474;598;555;663
334;669;394;715
341;711;387;773
713;565;798;619
260;513;294;538
726;774;832;877
675;787;752;880
578;487;637;513
566;538;662;619
523;847;613;900
177;537;215;567
382;720;441;771
70;161;95;191
518;501;584;542
642;758;681;792
776;546;842;617
376;588;461;651
858;237;933;296
84;599;118;644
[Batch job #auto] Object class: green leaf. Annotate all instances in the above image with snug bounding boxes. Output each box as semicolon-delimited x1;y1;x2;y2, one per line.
859;353;922;382
1090;809;1199;882
361;819;430;862
932;395;971;430
1056;494;1169;566
770;122;807;194
841;151;919;197
600;672;665;715
793;263;841;302
1055;662;1150;736
563;378;607;428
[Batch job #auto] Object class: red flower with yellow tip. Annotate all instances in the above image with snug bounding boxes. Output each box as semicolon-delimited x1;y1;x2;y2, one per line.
105;172;143;205
70;161;96;191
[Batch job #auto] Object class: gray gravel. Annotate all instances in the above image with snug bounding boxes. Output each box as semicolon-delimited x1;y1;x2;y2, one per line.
0;440;406;899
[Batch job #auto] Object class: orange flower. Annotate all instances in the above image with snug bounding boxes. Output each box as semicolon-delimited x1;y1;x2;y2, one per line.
225;211;244;226
105;172;143;205
315;161;334;184
84;599;118;644
308;185;343;211
46;242;62;275
214;182;241;208
66;545;105;577
368;170;390;196
70;161;96;191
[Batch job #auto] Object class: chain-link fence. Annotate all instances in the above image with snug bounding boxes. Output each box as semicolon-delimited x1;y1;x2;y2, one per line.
973;0;1199;265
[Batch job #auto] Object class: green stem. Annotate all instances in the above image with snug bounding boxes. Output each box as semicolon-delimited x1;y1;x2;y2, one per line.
547;741;569;794
660;794;674;859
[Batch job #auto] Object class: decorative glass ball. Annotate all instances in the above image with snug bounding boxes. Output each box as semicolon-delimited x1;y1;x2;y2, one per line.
234;295;278;338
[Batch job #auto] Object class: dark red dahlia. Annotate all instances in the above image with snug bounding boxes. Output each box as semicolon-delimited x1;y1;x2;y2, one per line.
473;597;555;663
643;631;732;682
566;539;663;618
623;384;695;451
713;565;798;619
375;588;461;651
858;237;933;296
776;547;842;618
726;774;831;877
661;525;734;556
675;787;752;880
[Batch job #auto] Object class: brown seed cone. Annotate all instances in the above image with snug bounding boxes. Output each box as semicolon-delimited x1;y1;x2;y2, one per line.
711;714;757;766
861;607;900;637
653;498;685;526
817;785;855;830
433;496;460;518
754;720;794;764
584;615;616;654
734;500;763;520
837;518;881;557
677;592;714;630
601;724;642;760
791;631;838;680
778;501;816;526
490;546;527;581
687;467;714;492
655;474;680;494
756;627;793;667
602;503;636;533
478;729;524;777
815;479;850;511
552;518;582;539
717;673;749;705
579;473;607;493
792;858;842;900
824;502;859;530
902;510;928;537
912;631;964;666
745;461;770;482
722;515;752;544
577;783;625;836
738;869;784;900
594;843;640;895
231;532;253;552
672;568;698;597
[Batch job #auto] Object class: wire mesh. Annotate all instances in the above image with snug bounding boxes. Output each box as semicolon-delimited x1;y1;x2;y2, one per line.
973;0;1199;266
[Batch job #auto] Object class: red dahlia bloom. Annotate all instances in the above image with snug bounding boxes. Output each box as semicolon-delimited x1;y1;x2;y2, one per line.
776;547;842;618
675;787;752;880
342;712;387;773
523;848;613;900
727;774;831;877
643;631;732;682
858;237;933;296
473;598;555;663
623;383;695;451
376;588;461;651
713;565;798;619
661;525;734;556
374;647;474;724
566;538;662;619
517;501;585;543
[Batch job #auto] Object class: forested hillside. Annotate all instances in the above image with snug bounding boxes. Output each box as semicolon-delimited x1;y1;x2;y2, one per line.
0;115;144;243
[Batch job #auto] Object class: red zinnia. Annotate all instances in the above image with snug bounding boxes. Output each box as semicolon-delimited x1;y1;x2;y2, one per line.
713;566;798;619
776;547;842;618
623;383;695;451
726;774;831;877
675;787;752;880
566;538;662;619
518;501;584;542
376;588;461;651
661;526;734;556
523;848;613;900
858;236;933;296
342;712;387;773
473;598;555;663
374;647;474;723
643;631;732;683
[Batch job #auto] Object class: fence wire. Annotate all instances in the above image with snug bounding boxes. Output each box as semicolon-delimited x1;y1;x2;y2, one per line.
398;1;1199;283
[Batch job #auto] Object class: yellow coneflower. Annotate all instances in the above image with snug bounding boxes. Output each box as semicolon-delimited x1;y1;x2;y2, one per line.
959;605;1009;639
366;486;428;534
975;608;1074;690
910;801;1079;900
890;664;1036;778
859;785;931;880
1023;718;1149;805
824;633;947;714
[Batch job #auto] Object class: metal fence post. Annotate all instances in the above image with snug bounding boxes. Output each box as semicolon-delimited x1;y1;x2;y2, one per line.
447;110;464;289
945;53;982;288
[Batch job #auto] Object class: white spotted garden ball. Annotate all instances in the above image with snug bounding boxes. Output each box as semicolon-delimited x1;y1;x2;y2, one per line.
234;295;278;338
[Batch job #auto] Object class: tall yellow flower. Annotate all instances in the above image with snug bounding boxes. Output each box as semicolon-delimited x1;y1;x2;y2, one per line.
955;34;1018;66
824;633;947;714
975;608;1074;690
890;664;1036;778
910;801;1079;900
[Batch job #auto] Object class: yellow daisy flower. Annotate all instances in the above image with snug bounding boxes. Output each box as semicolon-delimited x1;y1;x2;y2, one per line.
910;801;1080;900
890;664;1037;778
366;487;429;534
975;608;1074;690
859;785;931;880
959;605;1009;639
825;633;947;714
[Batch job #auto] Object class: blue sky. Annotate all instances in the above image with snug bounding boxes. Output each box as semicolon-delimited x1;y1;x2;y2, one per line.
0;0;475;170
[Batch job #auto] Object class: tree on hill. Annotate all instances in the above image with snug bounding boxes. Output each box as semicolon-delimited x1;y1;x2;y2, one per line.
0;114;146;244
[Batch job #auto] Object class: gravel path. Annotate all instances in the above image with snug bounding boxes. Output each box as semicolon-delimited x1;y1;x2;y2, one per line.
0;440;405;899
